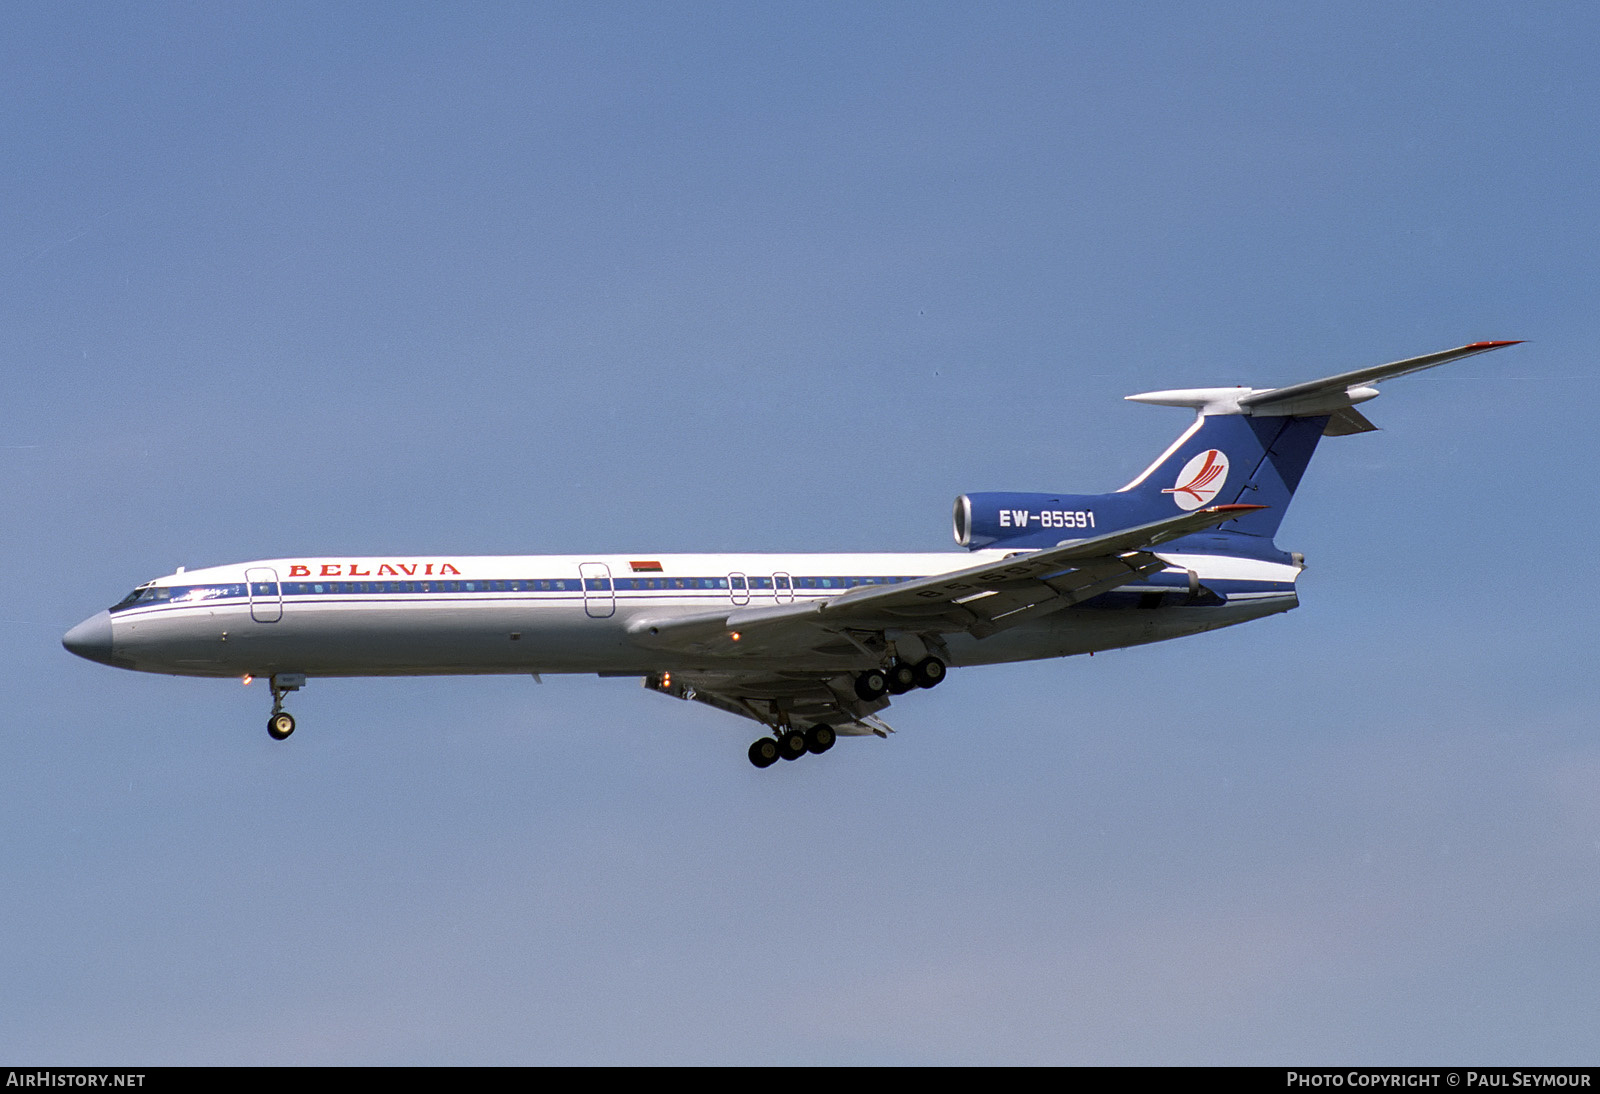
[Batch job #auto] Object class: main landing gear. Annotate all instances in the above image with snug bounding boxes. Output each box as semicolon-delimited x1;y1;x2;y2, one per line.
747;656;946;769
266;673;306;741
852;656;945;701
748;725;836;768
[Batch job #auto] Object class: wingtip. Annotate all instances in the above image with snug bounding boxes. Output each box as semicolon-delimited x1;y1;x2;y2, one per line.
1206;503;1268;513
1466;340;1525;348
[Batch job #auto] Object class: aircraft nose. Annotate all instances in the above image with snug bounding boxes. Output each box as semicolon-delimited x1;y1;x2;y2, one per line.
63;610;116;666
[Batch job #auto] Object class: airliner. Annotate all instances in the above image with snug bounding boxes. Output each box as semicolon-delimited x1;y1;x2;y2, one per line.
63;341;1519;767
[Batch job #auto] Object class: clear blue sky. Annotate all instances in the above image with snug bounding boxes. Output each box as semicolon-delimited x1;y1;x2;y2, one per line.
4;1;1596;1064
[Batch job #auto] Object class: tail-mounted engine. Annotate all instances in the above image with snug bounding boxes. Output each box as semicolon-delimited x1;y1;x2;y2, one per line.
954;491;1145;550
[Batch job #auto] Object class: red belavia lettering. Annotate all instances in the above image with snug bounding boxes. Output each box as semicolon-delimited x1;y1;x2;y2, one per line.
284;562;463;578
64;341;1520;768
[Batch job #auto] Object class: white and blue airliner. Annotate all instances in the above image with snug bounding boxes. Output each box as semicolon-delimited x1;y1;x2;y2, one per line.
64;341;1519;767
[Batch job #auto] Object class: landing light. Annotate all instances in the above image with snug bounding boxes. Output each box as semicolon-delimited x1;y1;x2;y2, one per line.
730;632;741;641
242;674;253;686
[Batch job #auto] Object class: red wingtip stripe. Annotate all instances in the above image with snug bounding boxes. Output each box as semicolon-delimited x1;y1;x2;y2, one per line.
1206;504;1269;513
1465;340;1524;348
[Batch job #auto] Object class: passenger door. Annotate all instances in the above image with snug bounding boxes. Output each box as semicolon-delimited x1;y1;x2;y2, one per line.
579;562;615;618
246;567;282;623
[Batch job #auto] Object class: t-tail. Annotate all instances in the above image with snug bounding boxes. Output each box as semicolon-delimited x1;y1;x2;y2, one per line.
952;341;1522;559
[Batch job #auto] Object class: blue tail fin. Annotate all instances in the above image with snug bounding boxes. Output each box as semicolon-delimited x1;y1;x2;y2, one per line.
1113;411;1327;542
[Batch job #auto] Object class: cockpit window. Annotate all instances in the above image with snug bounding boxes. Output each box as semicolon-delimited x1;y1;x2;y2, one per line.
110;585;153;612
108;584;233;612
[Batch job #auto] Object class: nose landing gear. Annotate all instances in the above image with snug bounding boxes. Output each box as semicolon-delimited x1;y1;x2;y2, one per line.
265;674;306;741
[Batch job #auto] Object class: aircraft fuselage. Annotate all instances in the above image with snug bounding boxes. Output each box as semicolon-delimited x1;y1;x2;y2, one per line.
66;549;1299;679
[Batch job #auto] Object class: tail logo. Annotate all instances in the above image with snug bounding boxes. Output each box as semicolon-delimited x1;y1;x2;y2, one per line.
1163;449;1229;510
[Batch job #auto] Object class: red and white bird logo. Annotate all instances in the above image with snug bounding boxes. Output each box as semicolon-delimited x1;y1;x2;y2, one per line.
1163;449;1229;510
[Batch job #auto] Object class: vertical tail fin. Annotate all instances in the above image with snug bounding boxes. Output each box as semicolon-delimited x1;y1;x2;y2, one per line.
1116;410;1327;542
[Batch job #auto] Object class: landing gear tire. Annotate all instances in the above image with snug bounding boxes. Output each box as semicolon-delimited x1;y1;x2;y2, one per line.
267;711;296;741
748;737;780;768
805;726;836;754
854;668;888;701
913;656;947;689
886;660;918;695
778;730;809;761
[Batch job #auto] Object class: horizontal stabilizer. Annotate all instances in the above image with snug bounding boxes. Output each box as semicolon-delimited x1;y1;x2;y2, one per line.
1240;341;1522;414
1126;341;1522;420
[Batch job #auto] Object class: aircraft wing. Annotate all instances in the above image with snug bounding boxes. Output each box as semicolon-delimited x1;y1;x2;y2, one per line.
628;503;1263;659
